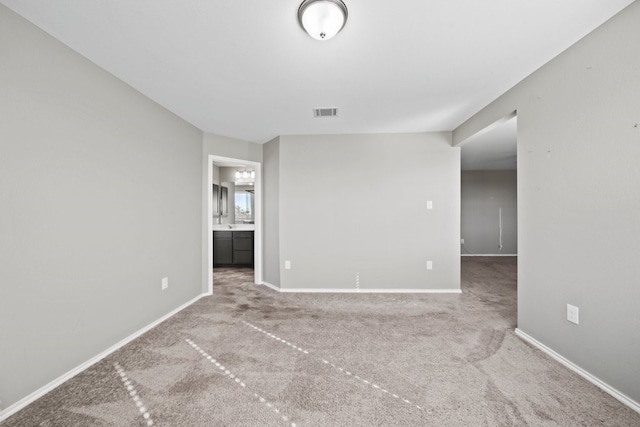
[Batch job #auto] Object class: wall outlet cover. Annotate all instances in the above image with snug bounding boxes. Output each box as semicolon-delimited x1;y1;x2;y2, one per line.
285;260;291;270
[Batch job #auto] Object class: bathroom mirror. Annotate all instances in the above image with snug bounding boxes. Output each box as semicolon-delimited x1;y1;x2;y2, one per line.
234;185;255;224
220;186;229;216
213;183;229;221
212;184;220;216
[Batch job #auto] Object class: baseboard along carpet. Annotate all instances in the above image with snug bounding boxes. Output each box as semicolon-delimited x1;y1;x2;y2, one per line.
2;258;639;426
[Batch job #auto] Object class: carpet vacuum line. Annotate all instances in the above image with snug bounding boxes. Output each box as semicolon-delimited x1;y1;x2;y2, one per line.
185;338;298;427
240;320;428;413
114;362;155;426
374;295;420;306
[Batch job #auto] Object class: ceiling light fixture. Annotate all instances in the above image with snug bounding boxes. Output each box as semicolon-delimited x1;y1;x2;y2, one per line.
298;0;348;41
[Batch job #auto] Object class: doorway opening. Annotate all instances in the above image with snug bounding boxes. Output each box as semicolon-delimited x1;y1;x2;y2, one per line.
458;112;518;257
207;155;262;295
456;112;519;326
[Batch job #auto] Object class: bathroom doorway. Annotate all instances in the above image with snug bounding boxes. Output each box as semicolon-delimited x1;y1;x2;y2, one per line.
207;155;262;294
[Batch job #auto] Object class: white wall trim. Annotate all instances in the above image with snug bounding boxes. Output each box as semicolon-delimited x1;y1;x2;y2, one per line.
0;294;206;422
260;285;461;294
515;328;640;415
260;281;280;292
461;254;518;257
280;288;462;294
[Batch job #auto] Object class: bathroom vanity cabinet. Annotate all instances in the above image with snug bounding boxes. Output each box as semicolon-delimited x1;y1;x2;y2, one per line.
213;231;254;267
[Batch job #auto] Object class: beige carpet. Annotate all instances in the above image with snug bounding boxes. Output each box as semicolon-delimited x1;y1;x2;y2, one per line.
3;257;639;426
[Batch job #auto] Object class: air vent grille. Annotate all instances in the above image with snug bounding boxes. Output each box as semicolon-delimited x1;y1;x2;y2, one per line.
313;107;338;118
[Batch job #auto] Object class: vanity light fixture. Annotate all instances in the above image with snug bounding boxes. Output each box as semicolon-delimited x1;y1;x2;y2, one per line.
298;0;348;41
235;169;256;180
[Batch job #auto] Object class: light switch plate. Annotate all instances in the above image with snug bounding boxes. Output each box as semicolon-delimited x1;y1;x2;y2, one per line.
567;304;579;324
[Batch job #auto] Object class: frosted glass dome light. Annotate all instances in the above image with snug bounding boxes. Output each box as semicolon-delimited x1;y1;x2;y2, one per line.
298;0;348;41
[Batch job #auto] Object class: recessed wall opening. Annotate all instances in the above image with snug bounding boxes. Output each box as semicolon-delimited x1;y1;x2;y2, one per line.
207;155;262;295
457;112;519;326
459;113;518;257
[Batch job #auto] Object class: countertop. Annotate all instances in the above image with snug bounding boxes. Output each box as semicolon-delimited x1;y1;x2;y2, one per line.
212;224;255;231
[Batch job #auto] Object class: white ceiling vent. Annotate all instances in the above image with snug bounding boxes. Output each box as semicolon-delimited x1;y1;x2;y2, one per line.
313;107;338;118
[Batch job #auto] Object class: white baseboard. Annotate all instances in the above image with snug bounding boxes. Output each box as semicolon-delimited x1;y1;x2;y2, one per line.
461;254;518;257
0;293;207;422
514;328;640;415
258;283;461;294
280;288;462;293
260;281;280;292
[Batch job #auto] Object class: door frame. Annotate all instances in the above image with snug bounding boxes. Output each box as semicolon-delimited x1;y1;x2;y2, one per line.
207;154;262;294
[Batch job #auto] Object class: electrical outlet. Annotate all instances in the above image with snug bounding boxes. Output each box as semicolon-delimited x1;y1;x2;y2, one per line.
461;238;465;244
426;261;433;270
427;200;433;210
285;260;291;270
567;304;579;325
162;277;168;290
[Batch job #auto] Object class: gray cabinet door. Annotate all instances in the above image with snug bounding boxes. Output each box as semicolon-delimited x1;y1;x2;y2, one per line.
213;233;233;265
233;237;253;251
214;231;253;267
232;232;254;266
232;250;253;265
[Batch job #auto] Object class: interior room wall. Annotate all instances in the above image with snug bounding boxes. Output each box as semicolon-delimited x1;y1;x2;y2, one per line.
461;170;517;255
202;133;263;163
212;164;220;185
454;1;640;404
262;137;281;288
0;5;203;412
274;132;461;291
219;167;239;182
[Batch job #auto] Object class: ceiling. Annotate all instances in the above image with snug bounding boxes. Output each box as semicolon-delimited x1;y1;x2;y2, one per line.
461;116;517;171
1;0;634;144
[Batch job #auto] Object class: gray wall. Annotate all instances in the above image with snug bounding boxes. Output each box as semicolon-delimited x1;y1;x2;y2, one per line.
212;164;220;185
219;167;241;182
202;132;263;163
461;171;517;255
263;137;281;287
454;2;640;402
0;5;203;411
274;133;460;290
